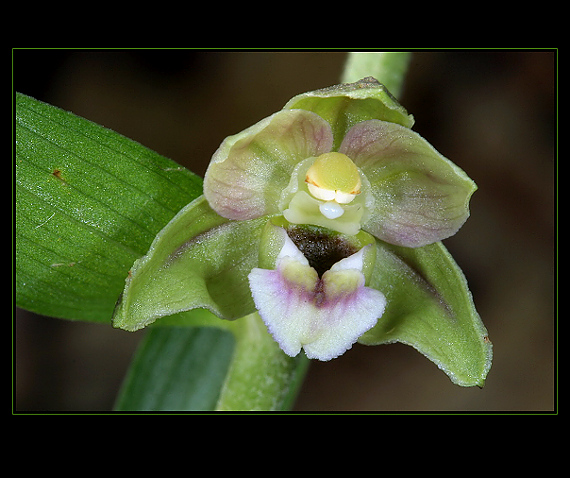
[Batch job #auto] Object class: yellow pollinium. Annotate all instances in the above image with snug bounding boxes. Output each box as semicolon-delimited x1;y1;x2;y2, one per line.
305;152;361;204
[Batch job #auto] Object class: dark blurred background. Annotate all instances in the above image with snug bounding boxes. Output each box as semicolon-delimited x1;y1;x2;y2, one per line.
14;50;555;411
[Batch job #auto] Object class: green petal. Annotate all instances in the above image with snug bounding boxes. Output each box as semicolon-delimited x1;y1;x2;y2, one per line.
113;196;265;331
360;240;492;387
340;120;477;247
283;77;414;150
204;109;333;220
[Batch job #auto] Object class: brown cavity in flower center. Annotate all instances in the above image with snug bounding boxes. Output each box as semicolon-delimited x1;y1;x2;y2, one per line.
286;225;358;277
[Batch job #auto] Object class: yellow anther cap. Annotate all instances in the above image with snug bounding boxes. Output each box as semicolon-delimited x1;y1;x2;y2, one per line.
305;152;362;196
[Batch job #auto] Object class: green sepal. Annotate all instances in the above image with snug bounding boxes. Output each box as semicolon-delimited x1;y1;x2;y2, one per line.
112;196;266;331
283;77;414;150
359;240;492;387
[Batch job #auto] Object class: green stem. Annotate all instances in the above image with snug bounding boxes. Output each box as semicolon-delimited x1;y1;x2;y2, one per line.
341;52;411;98
215;313;310;411
115;311;310;411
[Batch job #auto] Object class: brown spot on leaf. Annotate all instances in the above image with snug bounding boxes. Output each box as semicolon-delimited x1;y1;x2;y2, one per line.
51;169;66;183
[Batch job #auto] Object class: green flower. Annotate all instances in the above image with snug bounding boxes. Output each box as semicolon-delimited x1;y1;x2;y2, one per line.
113;78;492;386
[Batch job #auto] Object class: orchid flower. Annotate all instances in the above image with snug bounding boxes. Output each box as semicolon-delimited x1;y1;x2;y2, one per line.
113;78;492;386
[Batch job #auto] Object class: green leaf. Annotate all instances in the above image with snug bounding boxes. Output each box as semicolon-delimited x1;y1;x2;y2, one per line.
283;77;414;150
112;196;266;331
115;311;310;411
114;325;236;411
359;240;492;387
15;92;202;322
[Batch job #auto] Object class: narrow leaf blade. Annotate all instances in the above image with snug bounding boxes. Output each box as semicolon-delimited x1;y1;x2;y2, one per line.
114;326;235;411
15;93;202;322
115;310;310;411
